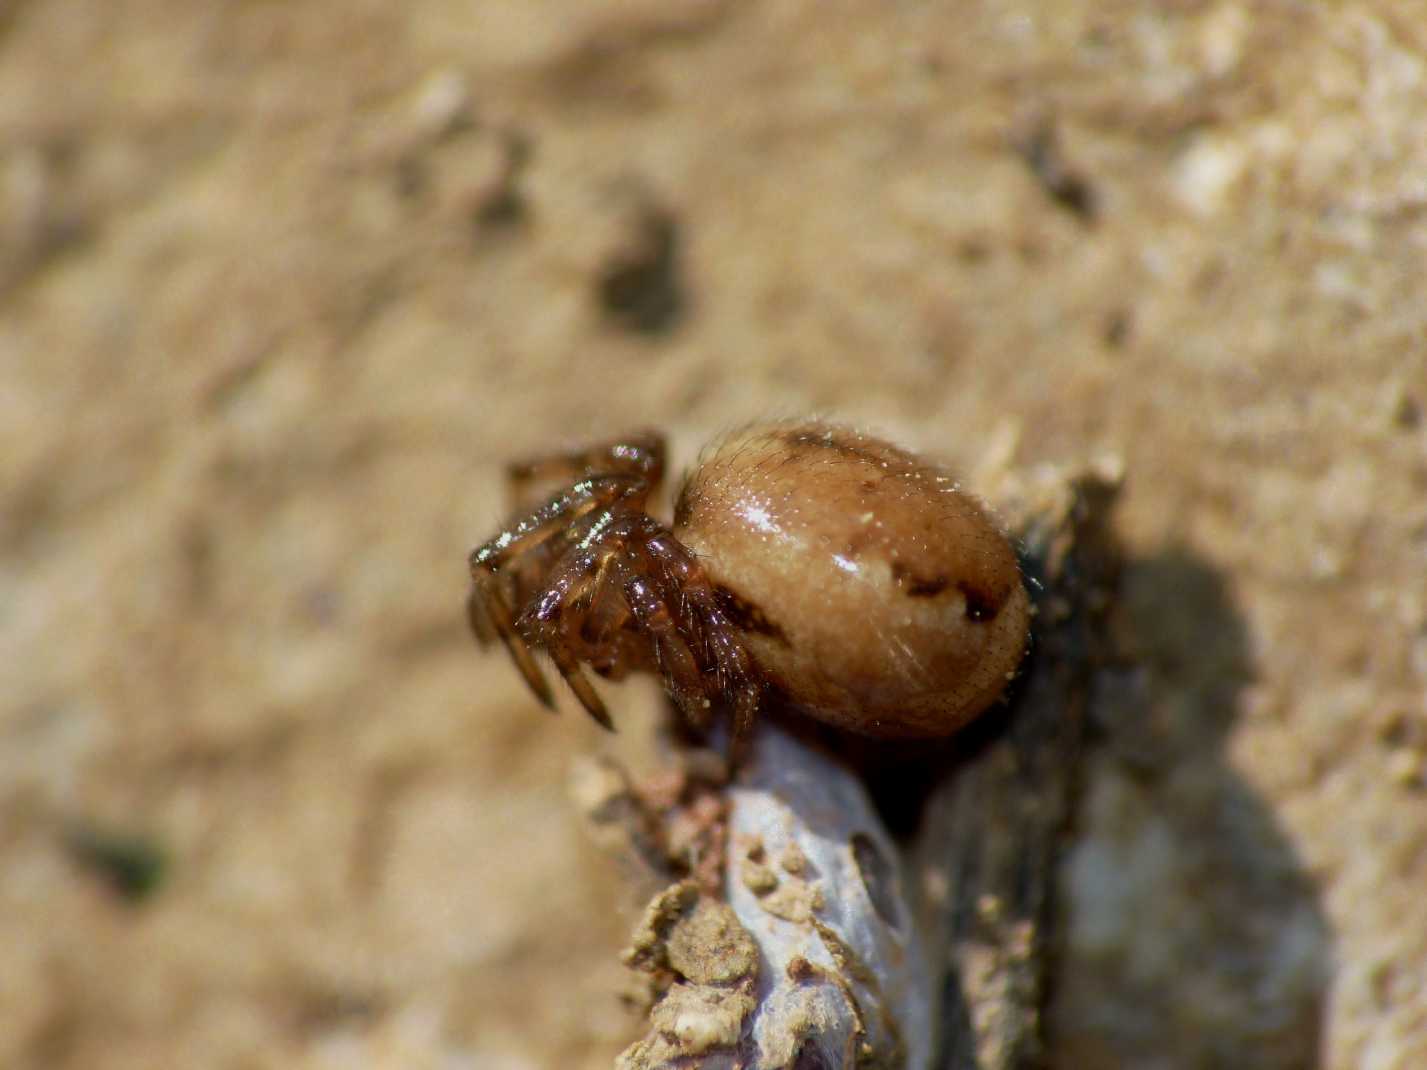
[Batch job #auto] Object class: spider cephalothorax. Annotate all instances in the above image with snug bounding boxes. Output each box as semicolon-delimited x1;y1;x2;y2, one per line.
468;422;1029;746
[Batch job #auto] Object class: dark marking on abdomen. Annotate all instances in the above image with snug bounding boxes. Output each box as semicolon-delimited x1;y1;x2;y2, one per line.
891;562;950;598
957;580;1002;622
712;584;789;644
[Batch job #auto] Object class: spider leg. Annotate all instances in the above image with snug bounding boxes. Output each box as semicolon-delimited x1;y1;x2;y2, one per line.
601;518;763;737
545;644;614;731
620;570;714;731
505;431;666;513
638;530;764;742
471;474;647;574
517;541;619;731
470;575;556;709
469;474;656;711
694;609;761;753
465;587;497;645
728;679;759;756
517;512;715;732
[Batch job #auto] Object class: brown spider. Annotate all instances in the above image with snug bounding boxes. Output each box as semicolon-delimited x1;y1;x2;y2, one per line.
467;422;1030;748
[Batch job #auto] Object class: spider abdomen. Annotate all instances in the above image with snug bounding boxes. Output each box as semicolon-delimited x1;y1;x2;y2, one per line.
673;424;1029;739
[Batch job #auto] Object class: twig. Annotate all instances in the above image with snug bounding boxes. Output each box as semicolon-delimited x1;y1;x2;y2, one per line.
918;463;1123;1069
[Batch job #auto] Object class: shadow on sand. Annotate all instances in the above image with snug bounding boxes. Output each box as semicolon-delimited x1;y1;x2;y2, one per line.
1050;545;1331;1069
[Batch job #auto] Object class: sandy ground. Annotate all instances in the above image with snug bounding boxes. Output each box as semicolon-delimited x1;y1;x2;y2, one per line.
3;2;1426;1067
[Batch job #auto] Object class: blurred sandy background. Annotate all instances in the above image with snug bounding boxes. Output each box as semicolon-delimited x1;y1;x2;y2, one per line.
3;2;1426;1067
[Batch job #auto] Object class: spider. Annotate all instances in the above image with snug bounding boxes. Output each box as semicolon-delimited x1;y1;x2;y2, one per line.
467;421;1030;748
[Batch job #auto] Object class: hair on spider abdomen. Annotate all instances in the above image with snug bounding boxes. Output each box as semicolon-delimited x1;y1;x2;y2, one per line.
468;421;1030;750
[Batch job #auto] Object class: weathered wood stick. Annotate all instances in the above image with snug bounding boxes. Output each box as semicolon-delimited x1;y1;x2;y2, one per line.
918;465;1122;1070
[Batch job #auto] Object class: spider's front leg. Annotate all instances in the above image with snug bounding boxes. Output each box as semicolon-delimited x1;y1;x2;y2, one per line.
467;428;665;621
505;431;666;513
469;472;653;716
468;432;667;714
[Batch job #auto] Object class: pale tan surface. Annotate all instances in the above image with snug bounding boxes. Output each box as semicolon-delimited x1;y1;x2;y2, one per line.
2;2;1425;1067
